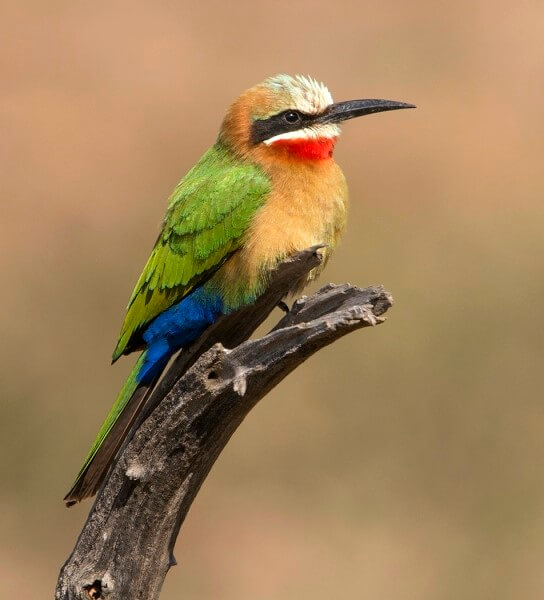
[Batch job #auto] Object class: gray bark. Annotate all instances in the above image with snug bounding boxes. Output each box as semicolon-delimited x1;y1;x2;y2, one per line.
55;247;393;600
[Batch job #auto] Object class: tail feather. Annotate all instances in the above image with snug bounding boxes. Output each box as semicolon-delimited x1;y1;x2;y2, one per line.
64;351;156;506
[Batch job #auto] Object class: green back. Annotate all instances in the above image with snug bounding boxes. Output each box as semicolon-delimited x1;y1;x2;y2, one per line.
112;143;271;361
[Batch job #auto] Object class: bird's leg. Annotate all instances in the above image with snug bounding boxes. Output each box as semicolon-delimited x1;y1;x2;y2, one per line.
277;300;290;313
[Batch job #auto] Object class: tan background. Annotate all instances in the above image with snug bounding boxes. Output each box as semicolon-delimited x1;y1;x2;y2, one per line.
2;1;544;598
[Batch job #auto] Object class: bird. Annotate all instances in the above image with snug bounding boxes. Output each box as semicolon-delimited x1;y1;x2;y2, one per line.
64;74;414;505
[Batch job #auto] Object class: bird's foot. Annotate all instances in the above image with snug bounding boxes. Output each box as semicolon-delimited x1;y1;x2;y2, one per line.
277;300;290;313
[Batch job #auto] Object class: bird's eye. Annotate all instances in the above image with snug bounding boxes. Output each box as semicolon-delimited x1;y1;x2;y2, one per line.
283;111;301;124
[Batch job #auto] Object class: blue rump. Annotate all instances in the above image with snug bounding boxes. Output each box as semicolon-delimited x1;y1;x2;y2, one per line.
137;286;223;383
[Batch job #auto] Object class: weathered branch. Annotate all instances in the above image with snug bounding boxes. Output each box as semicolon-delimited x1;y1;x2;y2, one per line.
55;247;393;600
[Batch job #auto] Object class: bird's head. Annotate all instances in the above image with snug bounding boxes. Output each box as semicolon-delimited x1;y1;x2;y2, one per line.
219;74;414;161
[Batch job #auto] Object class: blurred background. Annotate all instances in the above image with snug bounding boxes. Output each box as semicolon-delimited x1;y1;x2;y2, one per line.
2;1;544;598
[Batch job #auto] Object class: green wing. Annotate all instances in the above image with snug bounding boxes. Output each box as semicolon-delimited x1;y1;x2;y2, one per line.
112;144;271;361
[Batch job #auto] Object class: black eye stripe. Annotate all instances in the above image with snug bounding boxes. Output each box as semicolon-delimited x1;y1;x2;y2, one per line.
250;110;317;145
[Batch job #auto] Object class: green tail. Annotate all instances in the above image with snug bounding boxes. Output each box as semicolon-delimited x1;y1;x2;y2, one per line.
64;351;154;506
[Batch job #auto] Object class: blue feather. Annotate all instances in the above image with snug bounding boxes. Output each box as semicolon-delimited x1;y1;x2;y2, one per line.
138;286;223;383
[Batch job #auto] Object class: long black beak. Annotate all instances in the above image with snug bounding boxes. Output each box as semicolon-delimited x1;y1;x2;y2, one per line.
319;99;416;124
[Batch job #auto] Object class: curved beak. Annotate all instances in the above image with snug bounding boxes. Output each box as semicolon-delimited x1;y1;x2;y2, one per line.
318;99;416;124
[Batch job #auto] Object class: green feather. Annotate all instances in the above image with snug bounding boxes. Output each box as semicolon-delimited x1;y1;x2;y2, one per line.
69;351;147;491
112;143;271;361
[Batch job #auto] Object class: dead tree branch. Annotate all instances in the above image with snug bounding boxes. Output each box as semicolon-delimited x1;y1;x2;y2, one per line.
55;247;393;600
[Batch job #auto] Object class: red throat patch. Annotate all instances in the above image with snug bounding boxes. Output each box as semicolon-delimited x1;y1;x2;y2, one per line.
270;137;337;160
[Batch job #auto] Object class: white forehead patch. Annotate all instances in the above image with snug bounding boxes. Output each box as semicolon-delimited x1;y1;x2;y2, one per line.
265;74;334;115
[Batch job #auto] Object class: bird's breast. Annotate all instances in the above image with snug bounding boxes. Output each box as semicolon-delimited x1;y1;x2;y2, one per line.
213;159;348;310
